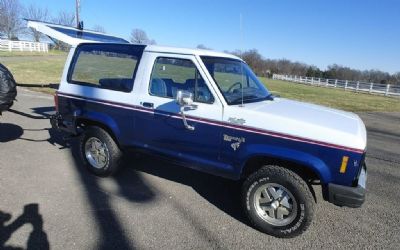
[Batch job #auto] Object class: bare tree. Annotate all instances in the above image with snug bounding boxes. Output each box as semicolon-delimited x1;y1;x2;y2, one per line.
24;4;49;42
92;25;105;33
0;0;24;39
52;11;75;26
130;29;149;44
196;44;211;50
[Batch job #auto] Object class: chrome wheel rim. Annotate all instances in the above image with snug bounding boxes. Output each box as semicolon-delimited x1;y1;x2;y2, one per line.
84;137;109;169
253;183;297;226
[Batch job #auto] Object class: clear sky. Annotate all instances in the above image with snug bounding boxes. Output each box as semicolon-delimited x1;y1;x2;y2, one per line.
20;0;400;73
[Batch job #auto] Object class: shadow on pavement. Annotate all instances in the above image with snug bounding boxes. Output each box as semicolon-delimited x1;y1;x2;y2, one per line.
50;129;155;249
0;123;23;143
131;154;248;225
0;204;49;250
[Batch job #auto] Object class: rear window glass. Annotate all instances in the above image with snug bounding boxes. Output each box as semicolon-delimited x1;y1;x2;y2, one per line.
68;44;145;92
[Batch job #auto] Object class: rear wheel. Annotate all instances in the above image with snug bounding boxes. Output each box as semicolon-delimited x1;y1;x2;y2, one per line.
79;126;122;177
242;165;315;237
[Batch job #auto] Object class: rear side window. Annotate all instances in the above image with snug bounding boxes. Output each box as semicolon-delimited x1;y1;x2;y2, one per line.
68;44;145;92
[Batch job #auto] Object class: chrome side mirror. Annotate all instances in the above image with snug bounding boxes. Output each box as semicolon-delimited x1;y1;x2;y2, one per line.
176;90;194;106
176;90;195;130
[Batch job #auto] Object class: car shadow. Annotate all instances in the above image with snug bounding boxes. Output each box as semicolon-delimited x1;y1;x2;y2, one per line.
124;153;248;225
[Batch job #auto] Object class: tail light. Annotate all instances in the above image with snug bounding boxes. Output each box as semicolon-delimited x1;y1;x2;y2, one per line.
54;93;59;112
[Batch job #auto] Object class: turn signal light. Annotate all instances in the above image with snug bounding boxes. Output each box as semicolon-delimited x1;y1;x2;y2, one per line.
340;156;349;173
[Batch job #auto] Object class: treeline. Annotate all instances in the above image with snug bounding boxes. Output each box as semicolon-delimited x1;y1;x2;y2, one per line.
228;49;400;85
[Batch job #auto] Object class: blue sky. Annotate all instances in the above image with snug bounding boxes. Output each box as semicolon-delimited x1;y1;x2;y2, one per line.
21;0;400;73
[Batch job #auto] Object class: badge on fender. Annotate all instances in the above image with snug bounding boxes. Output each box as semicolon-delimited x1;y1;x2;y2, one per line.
223;134;246;151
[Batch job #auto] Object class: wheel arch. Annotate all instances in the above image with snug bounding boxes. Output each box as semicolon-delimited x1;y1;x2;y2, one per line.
75;116;120;147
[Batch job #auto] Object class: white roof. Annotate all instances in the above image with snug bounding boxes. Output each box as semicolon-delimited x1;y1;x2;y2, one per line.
144;45;242;61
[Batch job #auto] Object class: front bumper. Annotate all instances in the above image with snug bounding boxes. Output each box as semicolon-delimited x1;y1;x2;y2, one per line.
328;163;367;208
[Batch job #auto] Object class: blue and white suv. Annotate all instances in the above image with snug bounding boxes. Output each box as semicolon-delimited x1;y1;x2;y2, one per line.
29;20;367;237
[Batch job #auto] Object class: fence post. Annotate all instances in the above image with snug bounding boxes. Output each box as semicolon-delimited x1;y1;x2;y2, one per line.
369;83;373;93
345;80;348;90
385;84;390;96
334;79;338;88
356;81;359;92
311;77;314;85
8;41;12;51
326;79;329;86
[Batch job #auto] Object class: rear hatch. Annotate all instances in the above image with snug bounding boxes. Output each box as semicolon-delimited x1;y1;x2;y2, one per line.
26;20;129;45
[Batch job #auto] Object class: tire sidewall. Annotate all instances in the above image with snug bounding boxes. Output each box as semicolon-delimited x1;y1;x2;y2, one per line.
243;168;313;237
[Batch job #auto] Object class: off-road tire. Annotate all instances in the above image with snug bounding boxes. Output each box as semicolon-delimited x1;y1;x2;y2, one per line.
79;126;122;177
242;165;315;238
0;63;17;113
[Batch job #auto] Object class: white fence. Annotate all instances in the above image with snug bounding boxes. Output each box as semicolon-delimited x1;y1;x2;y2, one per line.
273;74;400;97
0;39;48;52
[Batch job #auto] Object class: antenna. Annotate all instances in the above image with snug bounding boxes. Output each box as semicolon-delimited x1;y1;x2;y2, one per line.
240;13;244;107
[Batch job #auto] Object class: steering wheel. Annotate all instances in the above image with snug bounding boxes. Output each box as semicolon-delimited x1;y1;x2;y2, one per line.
227;82;242;93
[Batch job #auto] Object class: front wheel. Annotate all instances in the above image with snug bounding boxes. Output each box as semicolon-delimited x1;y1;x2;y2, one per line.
79;126;122;177
242;165;315;238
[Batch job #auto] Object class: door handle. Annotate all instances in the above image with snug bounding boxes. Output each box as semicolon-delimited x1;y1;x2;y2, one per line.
142;102;154;108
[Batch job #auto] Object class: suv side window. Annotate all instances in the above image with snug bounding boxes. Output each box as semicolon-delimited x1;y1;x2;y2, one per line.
149;57;214;104
68;44;144;92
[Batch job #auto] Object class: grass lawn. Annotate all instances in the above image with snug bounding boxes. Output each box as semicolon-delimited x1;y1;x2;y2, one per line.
261;78;400;112
1;52;399;112
0;50;67;57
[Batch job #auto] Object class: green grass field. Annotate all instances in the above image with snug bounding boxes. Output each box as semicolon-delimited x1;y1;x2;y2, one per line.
1;51;399;112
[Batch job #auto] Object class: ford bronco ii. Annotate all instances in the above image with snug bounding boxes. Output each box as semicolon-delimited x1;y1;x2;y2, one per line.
28;20;367;237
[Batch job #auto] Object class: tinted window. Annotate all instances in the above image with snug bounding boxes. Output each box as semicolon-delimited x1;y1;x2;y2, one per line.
53;27;129;43
69;44;144;92
149;57;214;103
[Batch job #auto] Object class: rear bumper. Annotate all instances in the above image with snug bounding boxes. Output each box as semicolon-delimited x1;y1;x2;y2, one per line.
328;163;367;208
50;112;78;134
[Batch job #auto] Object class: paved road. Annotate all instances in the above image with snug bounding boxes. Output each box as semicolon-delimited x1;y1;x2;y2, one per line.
1;88;399;249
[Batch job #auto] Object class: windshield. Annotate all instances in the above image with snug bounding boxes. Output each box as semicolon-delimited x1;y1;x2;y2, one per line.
201;56;271;105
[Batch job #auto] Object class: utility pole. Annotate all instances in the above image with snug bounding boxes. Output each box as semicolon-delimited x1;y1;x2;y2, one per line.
75;0;80;28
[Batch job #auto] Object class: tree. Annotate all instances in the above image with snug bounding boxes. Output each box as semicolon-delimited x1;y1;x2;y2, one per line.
0;0;24;39
130;28;156;44
52;11;75;26
92;25;105;33
24;4;49;42
130;29;148;44
197;44;211;50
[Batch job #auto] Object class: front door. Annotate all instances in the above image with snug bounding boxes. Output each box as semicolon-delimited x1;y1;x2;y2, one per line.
135;54;228;172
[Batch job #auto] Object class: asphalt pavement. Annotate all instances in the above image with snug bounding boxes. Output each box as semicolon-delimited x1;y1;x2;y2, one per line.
1;88;399;249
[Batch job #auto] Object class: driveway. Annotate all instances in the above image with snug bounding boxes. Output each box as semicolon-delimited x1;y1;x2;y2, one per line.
1;88;399;249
